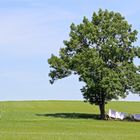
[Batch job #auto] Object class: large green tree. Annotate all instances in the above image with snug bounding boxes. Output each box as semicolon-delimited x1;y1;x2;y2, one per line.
48;9;140;119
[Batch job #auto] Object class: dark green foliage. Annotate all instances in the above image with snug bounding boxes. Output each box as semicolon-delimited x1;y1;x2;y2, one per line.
48;9;140;119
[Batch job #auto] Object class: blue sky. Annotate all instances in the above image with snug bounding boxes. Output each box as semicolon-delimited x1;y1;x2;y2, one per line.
0;0;140;101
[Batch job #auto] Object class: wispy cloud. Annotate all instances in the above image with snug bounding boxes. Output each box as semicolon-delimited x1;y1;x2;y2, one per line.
0;4;79;57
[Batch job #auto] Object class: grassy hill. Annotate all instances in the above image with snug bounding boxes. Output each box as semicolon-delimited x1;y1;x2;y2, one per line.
0;100;140;140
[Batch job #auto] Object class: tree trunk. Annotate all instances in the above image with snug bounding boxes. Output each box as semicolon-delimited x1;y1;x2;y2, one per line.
99;103;105;120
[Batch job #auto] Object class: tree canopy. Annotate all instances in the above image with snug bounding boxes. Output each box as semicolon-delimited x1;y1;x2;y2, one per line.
48;9;140;119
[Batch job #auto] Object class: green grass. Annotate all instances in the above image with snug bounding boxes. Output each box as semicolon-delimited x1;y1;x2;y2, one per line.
0;100;140;140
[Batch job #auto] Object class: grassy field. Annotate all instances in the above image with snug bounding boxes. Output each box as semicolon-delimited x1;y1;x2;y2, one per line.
0;100;140;140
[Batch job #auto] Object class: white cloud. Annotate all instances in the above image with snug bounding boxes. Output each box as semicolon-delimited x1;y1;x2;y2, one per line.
0;68;47;83
0;7;78;56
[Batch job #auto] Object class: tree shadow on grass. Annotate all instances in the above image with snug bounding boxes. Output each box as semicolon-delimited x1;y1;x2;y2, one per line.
36;113;100;120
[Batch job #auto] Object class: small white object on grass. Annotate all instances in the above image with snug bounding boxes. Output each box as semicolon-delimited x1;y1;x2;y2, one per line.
108;109;126;120
133;114;140;120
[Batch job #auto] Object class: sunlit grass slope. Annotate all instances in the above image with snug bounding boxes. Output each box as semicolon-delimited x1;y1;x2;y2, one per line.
0;100;140;140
